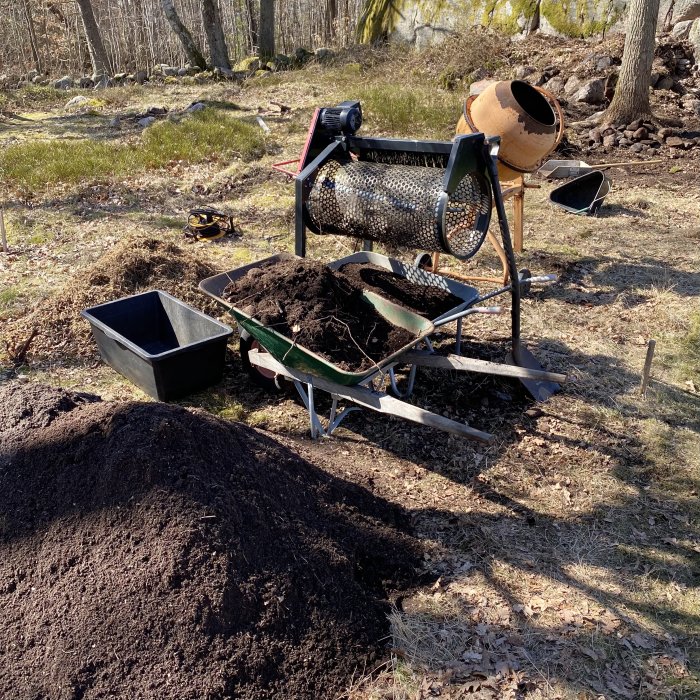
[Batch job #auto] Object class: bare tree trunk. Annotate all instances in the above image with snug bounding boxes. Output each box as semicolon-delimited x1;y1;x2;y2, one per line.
259;0;274;59
245;0;258;54
161;0;207;69
325;0;337;43
201;0;231;69
22;0;42;72
603;0;661;125
75;0;112;77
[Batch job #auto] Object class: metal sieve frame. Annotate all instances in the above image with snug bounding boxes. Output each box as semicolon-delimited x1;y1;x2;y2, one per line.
295;132;493;260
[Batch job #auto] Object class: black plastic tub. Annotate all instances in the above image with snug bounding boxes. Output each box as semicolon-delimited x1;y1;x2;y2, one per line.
81;290;233;401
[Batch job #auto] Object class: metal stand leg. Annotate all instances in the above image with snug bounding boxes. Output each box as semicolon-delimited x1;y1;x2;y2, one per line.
292;379;362;438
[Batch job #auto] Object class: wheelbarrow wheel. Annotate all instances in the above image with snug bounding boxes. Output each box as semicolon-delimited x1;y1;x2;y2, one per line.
518;268;532;297
239;331;284;393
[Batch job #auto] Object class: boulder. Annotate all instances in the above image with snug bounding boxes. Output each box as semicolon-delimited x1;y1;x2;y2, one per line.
683;97;700;115
588;127;603;143
134;70;148;84
672;0;700;22
186;102;206;113
26;69;40;82
595;55;612;71
690;18;700;56
545;76;566;95
79;76;95;89
53;75;74;90
573;78;605;104
93;75;113;90
469;79;497;96
314;47;335;60
234;57;260;72
656;76;675;90
64;95;91;110
162;66;178;77
108;117;121;128
213;66;235;79
32;74;44;84
138;116;157;128
514;65;536;79
177;67;188;76
666;135;685;147
672;19;694;38
293;47;312;64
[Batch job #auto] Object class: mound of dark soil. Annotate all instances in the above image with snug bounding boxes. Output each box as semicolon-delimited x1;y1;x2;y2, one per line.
338;263;463;317
222;259;416;372
0;382;419;700
2;236;218;363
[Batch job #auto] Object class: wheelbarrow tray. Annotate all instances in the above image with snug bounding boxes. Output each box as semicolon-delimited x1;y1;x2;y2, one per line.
326;251;480;323
199;253;435;386
549;170;611;216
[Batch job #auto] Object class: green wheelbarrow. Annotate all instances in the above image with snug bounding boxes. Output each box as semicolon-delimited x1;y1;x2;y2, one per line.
200;254;566;442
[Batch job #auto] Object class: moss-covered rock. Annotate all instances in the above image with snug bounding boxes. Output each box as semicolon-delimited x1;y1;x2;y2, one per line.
234;57;260;72
363;0;632;44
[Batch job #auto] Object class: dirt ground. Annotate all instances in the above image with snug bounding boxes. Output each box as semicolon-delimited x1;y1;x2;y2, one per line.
1;33;699;700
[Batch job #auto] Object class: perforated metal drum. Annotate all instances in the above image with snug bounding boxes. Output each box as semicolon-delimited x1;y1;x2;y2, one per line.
304;158;492;260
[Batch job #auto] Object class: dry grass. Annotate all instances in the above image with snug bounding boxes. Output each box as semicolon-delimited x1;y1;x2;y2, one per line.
1;36;699;700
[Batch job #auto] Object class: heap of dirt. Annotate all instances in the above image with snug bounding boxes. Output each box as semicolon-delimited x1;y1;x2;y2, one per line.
2;236;218;364
222;258;417;372
338;262;463;317
0;382;419;700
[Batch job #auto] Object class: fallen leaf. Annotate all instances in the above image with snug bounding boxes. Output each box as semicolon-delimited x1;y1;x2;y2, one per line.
579;646;599;661
631;633;655;650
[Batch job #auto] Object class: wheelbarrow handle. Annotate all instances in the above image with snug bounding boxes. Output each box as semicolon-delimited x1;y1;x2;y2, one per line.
432;306;502;329
526;274;558;284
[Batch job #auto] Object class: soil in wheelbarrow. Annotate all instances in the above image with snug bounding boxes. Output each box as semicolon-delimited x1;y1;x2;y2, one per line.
338;262;463;318
222;259;417;372
0;382;420;700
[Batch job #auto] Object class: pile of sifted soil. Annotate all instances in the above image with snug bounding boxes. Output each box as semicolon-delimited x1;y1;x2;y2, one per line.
0;382;419;700
2;236;218;364
338;263;463;318
222;259;417;372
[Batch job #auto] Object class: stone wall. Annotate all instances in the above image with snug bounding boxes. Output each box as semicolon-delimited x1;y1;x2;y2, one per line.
385;0;700;54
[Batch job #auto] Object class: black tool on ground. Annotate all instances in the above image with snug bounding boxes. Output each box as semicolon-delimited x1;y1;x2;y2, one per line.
184;207;236;241
549;170;611;216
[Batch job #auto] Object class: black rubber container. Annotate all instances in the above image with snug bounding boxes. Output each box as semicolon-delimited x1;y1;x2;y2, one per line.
549;170;611;215
81;290;233;401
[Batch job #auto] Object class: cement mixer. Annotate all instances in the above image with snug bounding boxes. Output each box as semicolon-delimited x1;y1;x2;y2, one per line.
456;80;564;182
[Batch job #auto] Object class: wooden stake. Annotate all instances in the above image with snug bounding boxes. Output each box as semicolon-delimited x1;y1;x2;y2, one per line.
0;208;7;253
640;339;656;398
